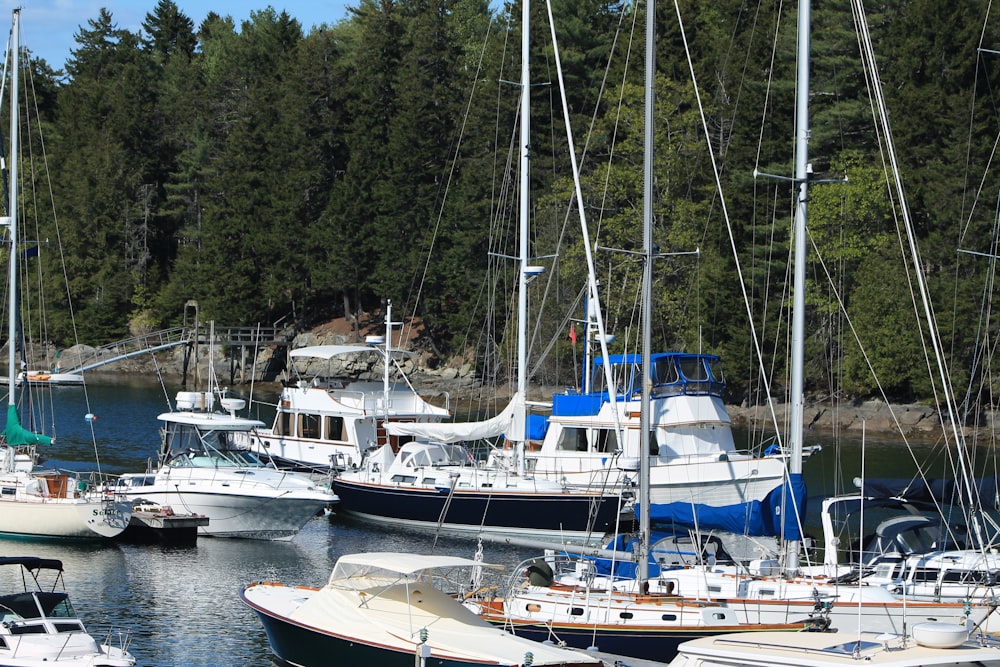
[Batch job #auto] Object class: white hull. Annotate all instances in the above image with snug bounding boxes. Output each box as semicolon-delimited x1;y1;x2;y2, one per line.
550;557;994;637
119;483;330;539
0;468;131;538
536;453;788;506
0;496;130;538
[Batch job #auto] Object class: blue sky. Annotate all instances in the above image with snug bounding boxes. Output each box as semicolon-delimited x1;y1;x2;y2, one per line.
0;1;353;69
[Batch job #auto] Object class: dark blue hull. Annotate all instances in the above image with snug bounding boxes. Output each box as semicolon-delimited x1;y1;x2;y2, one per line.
245;602;482;667
242;590;598;667
491;618;803;663
331;478;622;539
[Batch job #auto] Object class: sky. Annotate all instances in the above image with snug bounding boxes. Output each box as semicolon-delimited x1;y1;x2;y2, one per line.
0;1;353;69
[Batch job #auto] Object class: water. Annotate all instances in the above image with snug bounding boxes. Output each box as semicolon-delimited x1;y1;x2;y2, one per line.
0;377;538;667
0;378;960;666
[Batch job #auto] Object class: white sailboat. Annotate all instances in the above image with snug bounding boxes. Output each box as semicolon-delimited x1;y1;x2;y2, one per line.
0;9;131;540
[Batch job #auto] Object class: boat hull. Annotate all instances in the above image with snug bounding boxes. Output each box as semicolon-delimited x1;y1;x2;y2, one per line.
241;579;599;667
119;487;328;539
0;496;130;539
483;613;804;663
248;606;518;667
331;477;620;542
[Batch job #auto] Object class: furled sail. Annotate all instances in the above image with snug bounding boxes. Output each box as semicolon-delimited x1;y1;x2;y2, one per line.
384;392;525;443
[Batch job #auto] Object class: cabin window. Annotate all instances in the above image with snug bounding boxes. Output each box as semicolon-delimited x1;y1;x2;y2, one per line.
298;414;320;439
619;612;634;619
653;357;680;385
708;585;722;593
391;475;417;484
942;570;990;584
324;416;346;442
661;613;677;621
422;478;438;486
274;412;290;436
680;358;709;381
612;362;640;394
759;588;775;597
54;622;84;633
911;568;940;583
555;427;588;452
594;428;620;453
570;607;584;616
711;613;727;620
9;624;45;634
1;487;15;496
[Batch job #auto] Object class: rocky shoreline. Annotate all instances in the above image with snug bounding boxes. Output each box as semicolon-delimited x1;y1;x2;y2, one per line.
25;331;995;443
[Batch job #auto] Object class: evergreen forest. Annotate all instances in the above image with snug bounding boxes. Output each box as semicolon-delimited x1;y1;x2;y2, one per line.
8;0;1000;408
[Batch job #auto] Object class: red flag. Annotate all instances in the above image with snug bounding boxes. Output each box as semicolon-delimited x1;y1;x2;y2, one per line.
569;323;577;345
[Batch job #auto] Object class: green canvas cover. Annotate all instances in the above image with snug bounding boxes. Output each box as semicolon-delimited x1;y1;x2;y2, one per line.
3;404;52;446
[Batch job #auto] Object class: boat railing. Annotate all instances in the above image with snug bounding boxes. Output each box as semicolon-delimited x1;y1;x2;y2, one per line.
331;389;450;416
99;625;133;657
30;469;128;499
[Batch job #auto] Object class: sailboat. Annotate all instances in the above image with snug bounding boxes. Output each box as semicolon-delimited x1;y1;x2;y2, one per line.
469;0;998;649
0;9;131;540
329;0;626;544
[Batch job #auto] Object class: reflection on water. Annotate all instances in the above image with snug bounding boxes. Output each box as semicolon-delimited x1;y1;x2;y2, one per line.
0;514;538;667
0;377;963;666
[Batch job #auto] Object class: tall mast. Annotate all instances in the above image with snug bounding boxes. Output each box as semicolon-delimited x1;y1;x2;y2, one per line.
637;0;655;589
786;0;811;575
514;0;530;472
6;9;18;407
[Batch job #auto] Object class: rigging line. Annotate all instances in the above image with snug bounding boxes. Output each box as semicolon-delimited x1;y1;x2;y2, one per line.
854;0;980;527
960;193;1000;430
527;283;584;380
403;16;495;343
673;0;785;448
804;222;967;542
544;0;622;446
958;0;998;246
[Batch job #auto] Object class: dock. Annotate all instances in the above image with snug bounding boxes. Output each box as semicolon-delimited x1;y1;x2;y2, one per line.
117;505;209;544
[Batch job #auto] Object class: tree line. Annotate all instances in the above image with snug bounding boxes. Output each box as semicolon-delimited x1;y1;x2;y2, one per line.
9;0;1000;406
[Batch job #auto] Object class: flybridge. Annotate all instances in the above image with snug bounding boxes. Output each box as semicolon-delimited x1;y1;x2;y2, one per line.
553;352;727;418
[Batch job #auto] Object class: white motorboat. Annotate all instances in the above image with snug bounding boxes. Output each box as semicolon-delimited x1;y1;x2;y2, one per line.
0;555;135;666
113;390;338;539
241;551;603;667
243;337;450;474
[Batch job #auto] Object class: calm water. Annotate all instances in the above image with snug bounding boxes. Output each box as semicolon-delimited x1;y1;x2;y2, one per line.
0;377;961;666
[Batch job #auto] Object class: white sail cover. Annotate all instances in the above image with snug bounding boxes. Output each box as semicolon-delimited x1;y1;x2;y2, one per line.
385;392;525;443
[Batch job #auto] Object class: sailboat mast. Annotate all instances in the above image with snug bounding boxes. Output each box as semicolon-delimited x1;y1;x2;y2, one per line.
787;0;811;574
5;9;18;406
637;0;655;588
515;0;530;472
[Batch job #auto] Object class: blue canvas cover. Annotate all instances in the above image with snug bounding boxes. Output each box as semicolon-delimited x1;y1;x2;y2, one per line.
645;473;807;541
